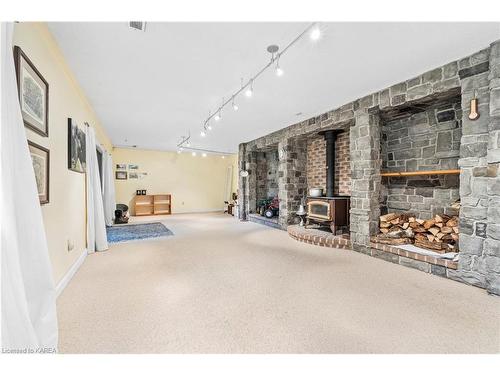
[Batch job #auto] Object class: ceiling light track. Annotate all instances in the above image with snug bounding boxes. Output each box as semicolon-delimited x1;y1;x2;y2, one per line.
177;22;321;150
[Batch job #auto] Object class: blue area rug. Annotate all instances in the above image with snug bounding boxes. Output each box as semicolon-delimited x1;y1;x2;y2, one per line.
107;222;173;243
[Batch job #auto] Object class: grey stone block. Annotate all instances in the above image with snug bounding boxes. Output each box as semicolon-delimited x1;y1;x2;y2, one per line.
371;249;399;264
447;269;486;288
486;224;500;240
483;239;500;256
459;234;484;256
461;206;487;220
399;257;431;272
431;264;447;277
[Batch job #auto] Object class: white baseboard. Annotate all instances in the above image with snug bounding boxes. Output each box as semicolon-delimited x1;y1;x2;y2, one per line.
174;208;224;214
55;249;87;298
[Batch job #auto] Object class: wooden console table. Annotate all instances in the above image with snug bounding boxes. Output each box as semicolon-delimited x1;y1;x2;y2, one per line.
134;194;171;216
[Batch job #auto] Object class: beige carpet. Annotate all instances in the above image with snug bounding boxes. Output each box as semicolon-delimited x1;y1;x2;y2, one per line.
57;213;500;353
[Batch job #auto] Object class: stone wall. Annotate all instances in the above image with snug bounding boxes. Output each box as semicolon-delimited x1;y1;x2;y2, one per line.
306;130;351;195
256;149;279;203
451;41;500;294
380;101;462;219
277;137;307;227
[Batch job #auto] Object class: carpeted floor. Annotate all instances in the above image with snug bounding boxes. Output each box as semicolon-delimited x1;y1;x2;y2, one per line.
57;213;500;354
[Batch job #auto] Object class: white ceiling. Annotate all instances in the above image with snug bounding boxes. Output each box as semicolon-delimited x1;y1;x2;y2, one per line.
48;22;500;153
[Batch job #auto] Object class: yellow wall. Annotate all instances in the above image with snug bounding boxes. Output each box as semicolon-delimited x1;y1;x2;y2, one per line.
113;148;238;215
13;22;113;285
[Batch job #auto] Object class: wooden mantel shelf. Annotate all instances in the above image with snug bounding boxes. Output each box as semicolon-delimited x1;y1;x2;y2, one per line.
381;169;460;177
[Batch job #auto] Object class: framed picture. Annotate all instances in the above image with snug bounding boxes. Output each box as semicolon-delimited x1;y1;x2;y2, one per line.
129;172;139;179
14;46;49;137
116;171;127;180
67;118;86;173
28;141;50;204
128;164;139;170
116;163;127;170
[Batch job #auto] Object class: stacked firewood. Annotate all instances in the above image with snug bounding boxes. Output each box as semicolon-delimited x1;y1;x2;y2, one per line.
373;213;459;253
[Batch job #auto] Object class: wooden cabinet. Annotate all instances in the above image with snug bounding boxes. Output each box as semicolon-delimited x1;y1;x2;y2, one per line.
134;194;171;216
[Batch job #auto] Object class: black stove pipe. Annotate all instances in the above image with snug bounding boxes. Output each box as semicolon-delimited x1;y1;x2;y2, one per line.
323;130;343;198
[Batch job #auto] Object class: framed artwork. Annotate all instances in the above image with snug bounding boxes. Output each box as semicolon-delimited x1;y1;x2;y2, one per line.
116;163;127;170
14;46;49;137
116;171;127;180
67;118;86;173
129;172;139;179
28;141;50;204
128;164;139;170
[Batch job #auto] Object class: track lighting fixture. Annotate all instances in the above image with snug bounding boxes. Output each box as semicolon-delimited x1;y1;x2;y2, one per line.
186;141;190;147
189;22;319;141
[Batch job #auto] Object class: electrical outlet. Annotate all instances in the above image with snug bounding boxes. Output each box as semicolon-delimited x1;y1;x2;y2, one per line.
67;239;74;252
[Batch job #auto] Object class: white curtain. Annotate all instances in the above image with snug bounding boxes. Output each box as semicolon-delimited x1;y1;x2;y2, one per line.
102;152;116;226
1;22;58;351
86;125;108;252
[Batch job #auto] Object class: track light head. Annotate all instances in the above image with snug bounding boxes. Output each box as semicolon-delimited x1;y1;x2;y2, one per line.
207;123;212;131
310;26;321;41
200;130;206;137
214;112;221;121
276;65;284;77
186;141;190;147
245;87;253;97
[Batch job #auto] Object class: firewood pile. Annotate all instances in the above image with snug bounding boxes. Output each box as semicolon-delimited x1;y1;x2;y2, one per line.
372;212;459;253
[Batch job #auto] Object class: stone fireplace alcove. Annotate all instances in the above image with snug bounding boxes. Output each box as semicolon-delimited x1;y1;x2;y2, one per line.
239;40;500;295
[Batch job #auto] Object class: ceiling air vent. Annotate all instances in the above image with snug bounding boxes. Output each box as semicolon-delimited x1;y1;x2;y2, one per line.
129;22;146;32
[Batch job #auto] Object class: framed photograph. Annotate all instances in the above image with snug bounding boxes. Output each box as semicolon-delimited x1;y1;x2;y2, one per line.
129;172;139;179
28;141;50;204
116;171;127;180
128;164;139;170
14;46;49;137
67;118;86;173
116;163;127;170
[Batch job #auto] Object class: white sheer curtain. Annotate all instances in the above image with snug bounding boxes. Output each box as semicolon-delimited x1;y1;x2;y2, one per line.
86;125;108;252
1;22;58;351
102;152;116;226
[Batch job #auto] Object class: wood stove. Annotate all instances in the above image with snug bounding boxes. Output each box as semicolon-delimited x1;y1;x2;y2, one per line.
306;197;350;234
306;129;350;234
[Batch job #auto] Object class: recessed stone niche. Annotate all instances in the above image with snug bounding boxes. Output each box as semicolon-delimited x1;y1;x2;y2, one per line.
380;97;462;219
255;148;279;205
